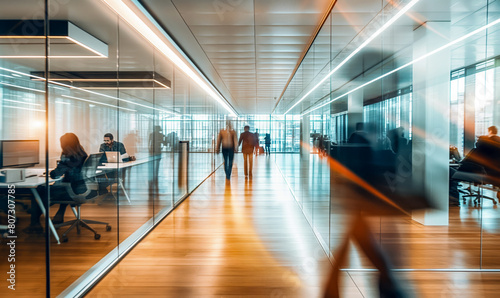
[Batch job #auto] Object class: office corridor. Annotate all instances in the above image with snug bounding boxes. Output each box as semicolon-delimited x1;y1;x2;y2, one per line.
86;155;500;298
87;155;335;297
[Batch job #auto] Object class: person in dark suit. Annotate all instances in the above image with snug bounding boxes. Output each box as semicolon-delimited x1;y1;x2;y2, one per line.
148;126;166;198
238;125;255;178
475;126;500;179
24;133;88;234
348;122;371;144
264;133;271;156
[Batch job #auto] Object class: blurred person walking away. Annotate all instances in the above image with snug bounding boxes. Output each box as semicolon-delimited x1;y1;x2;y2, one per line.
216;120;237;181
254;129;260;156
264;133;271;156
148;125;166;200
239;125;255;178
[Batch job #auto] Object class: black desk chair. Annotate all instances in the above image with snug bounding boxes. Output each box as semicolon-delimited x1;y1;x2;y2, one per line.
52;153;111;242
452;162;497;206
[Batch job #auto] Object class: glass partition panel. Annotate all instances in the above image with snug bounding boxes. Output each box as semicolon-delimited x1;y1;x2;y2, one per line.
172;69;189;202
0;4;48;296
46;0;120;295
480;0;500;269
188;85;214;193
152;51;175;220
114;17;155;249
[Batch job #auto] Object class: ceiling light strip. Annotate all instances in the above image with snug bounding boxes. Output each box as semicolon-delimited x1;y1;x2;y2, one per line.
302;16;500;115
271;0;338;115
0;82;45;93
284;0;421;115
62;95;136;112
102;0;237;116
2;105;46;112
65;37;107;57
0;66;177;114
52;81;174;114
3;98;42;106
0;56;107;59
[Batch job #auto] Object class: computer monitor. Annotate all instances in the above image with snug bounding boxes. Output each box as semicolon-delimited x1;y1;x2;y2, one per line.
0;140;40;168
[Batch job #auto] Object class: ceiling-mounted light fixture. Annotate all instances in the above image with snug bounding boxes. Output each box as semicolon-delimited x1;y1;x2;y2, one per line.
0;20;108;58
1;66;178;115
30;71;171;89
101;0;238;116
284;0;421;115
302;16;500;116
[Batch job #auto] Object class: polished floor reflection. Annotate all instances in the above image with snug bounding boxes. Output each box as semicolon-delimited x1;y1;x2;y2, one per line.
275;153;500;270
0;153;215;297
88;153;500;297
88;154;333;297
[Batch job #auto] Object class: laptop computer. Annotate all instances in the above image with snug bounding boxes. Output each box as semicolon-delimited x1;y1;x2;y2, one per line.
105;151;123;163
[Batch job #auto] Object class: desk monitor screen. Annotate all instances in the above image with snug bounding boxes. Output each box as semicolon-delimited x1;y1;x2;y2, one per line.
105;151;122;163
1;140;40;168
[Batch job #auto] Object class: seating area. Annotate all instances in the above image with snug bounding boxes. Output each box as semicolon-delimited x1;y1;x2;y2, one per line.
51;153;112;242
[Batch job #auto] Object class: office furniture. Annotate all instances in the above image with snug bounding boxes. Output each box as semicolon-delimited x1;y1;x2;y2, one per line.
451;163;498;206
52;153;111;242
97;158;150;204
0;171;61;244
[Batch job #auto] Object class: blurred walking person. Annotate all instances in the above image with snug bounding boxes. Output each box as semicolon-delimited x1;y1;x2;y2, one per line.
239;125;255;178
254;129;260;155
264;133;271;156
216;120;237;180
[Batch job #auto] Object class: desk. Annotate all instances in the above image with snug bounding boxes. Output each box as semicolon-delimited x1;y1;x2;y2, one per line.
0;169;61;244
97;159;150;203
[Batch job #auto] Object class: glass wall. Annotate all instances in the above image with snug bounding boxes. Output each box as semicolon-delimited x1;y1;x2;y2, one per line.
273;0;500;272
0;0;225;296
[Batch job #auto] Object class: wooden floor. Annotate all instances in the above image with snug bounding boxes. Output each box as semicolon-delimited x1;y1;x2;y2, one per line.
0;153;217;297
88;155;500;297
88;155;333;297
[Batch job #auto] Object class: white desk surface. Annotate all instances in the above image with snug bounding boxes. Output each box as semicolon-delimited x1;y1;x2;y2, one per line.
98;158;150;170
0;168;57;188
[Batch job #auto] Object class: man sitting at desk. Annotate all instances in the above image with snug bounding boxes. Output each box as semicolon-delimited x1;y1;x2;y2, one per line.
98;133;129;196
99;133;129;163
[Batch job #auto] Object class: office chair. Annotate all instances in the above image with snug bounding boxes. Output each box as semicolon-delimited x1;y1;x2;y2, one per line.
52;153;111;242
452;162;497;206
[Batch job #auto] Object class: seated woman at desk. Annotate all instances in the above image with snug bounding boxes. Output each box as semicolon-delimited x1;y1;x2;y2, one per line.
24;133;88;234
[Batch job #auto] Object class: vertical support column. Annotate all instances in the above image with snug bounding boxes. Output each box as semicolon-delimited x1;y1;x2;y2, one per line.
493;59;500;131
411;22;451;226
464;68;476;154
300;114;310;157
347;89;364;137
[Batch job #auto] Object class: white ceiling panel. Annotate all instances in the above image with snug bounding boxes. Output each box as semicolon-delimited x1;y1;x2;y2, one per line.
142;0;334;114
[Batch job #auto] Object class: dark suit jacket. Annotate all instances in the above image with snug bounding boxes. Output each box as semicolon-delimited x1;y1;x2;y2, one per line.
474;135;500;178
50;153;88;195
238;131;255;154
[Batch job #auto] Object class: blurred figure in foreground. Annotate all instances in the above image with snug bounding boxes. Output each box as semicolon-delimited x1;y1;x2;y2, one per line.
325;122;429;298
216;120;237;180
